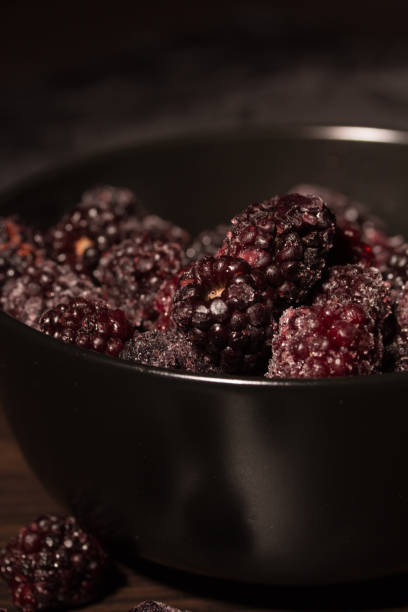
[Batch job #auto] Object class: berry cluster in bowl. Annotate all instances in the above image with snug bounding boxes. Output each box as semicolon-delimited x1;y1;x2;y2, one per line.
1;183;408;378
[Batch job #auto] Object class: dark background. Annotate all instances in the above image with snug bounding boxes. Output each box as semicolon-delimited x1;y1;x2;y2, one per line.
2;1;408;192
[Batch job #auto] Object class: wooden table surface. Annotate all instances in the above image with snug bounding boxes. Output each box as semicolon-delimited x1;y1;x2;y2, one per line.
2;407;408;612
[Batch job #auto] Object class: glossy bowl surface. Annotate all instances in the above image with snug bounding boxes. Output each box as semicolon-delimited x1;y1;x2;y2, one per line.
1;125;408;585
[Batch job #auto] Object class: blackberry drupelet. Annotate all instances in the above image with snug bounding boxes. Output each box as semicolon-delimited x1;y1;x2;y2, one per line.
152;275;180;331
94;233;184;329
0;514;108;611
130;603;186;612
186;224;230;261
0;217;43;288
40;298;131;356
1;260;99;329
267;302;382;378
314;264;392;324
172;255;276;373
120;329;219;373
46;185;143;273
218;194;336;306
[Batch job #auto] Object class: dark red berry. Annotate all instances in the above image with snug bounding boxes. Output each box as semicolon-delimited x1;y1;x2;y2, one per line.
46;185;143;273
290;183;384;233
314;264;392;325
120;329;219;374
385;283;408;372
39;298;132;356
130;603;186;612
173;255;276;373
1;260;99;329
186;224;230;261
94;233;185;329
290;184;407;278
0;514;108;611
0;218;44;288
218;194;336;307
380;242;408;298
267;301;382;378
128;214;190;247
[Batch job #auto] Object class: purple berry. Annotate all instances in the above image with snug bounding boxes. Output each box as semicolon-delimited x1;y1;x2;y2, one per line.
173;255;276;373
94;233;185;329
46;185;143;273
0;218;44;288
1;260;99;329
130;603;186;612
186;224;230;261
267;302;382;378
39;298;132;356
0;515;108;611
218;194;336;306
314;264;392;325
120;329;219;373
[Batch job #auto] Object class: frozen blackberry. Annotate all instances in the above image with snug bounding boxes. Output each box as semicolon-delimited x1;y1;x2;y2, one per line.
0;217;43;288
172;255;276;373
1;260;99;329
94;234;184;329
330;219;375;266
314;264;392;325
290;184;403;270
186;224;230;261
134;214;190;247
381;242;408;298
267;302;382;378
290;184;384;232
120;329;219;373
0;514;108;611
218;194;336;307
386;284;408;371
40;298;131;356
46;185;143;273
130;603;185;612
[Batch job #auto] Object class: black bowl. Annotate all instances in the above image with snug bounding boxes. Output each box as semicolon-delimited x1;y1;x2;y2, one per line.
1;126;408;586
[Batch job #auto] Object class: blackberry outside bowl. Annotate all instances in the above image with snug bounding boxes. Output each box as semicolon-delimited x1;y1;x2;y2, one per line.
1;126;408;586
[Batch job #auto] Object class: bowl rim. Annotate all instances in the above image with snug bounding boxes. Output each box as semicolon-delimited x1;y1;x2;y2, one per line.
1;122;407;389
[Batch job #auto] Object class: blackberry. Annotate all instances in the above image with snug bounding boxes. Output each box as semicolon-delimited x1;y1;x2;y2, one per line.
46;185;143;273
94;234;184;329
0;514;108;611
130;603;185;612
120;329;219;373
218;194;336;307
133;214;190;247
267;302;382;379
1;260;99;329
314;264;392;325
330;219;375;266
290;183;386;231
172;256;276;373
0;217;43;288
386;284;408;372
40;298;132;356
186;224;230;261
381;242;408;298
290;184;403;270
